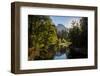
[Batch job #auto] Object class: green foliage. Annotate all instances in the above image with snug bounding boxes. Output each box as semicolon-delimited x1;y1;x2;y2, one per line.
80;17;88;48
28;15;59;59
68;17;88;48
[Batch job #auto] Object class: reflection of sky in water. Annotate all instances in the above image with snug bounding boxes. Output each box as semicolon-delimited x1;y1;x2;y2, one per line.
50;16;81;28
54;53;67;60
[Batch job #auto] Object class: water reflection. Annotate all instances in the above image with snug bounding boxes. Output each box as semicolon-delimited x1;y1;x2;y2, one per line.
53;47;88;60
54;49;69;60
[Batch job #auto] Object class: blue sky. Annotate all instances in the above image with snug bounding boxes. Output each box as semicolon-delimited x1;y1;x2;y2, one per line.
50;16;81;28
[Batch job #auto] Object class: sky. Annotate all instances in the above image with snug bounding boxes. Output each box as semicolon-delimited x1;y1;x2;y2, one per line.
50;16;81;28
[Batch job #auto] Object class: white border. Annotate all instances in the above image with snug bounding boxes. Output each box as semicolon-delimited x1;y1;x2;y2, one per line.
20;6;95;70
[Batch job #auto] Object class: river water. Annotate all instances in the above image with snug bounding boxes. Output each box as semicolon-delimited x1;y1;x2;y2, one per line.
54;50;69;60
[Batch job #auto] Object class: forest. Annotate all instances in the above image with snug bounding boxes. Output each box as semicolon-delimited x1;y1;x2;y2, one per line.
28;15;88;60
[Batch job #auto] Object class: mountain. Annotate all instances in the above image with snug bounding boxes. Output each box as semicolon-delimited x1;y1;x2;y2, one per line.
56;24;66;32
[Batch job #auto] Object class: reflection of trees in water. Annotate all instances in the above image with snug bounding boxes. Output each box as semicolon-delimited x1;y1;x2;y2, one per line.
68;47;88;58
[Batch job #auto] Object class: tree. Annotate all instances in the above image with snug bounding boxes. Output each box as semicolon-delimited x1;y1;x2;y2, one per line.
28;15;58;59
68;20;81;47
79;17;88;48
68;18;88;48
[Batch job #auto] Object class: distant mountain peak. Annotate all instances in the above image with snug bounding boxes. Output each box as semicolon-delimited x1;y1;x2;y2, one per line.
56;24;66;32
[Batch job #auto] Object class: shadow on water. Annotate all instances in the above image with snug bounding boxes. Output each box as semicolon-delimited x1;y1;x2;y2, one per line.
67;45;88;59
53;47;88;60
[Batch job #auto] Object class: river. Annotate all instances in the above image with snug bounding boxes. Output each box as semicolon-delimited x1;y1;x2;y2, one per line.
54;50;69;60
